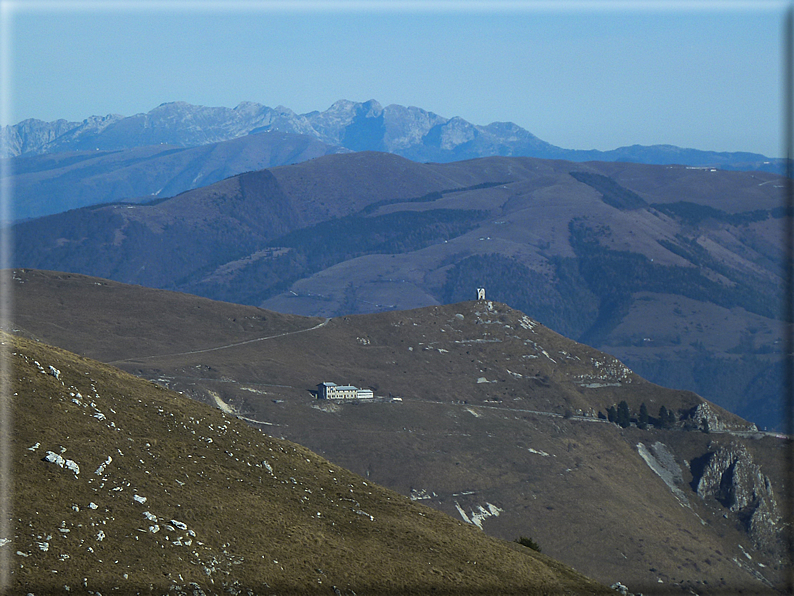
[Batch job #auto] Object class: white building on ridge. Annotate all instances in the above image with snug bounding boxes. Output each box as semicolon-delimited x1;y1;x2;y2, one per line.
317;382;373;400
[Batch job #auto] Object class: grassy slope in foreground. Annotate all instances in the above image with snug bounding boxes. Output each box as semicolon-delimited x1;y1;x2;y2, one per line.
7;333;611;595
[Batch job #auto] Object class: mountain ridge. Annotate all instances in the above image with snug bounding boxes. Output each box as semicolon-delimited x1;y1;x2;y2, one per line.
4;99;784;173
5;99;785;221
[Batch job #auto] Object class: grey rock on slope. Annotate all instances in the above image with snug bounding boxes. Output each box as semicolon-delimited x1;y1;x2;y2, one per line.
695;442;780;550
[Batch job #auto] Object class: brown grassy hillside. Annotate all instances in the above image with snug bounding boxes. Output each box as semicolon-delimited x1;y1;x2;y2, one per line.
9;269;788;595
6;332;612;595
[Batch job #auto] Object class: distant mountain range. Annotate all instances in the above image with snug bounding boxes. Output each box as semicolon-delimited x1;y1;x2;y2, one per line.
13;152;786;431
3;99;786;220
5;99;782;169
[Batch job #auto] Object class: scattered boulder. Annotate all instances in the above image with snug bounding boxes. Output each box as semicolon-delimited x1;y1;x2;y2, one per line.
43;450;79;475
610;581;629;595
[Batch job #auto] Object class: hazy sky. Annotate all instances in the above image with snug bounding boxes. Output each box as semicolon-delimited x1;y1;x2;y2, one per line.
2;0;788;157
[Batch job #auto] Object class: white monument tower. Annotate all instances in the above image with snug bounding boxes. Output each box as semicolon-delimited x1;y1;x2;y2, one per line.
477;288;486;301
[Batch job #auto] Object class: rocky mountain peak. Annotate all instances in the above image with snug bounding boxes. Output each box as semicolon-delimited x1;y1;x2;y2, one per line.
272;104;297;116
438;116;478;149
81;112;124;126
360;98;384;115
325;98;359;114
1;117;80;156
483;121;543;143
233;100;265;111
147;101;201;120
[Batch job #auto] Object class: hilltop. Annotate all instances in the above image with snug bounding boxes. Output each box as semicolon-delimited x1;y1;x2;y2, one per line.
10;269;789;595
7;332;612;595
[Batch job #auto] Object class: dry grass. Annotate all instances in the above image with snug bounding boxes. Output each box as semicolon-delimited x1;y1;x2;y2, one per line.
9;271;788;595
8;333;612;595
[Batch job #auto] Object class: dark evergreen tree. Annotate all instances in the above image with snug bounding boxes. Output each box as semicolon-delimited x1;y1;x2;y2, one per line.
607;405;617;423
638;402;649;429
658;405;669;429
617;400;631;428
515;536;541;552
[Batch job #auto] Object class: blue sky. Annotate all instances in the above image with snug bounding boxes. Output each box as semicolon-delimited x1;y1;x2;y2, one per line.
2;0;788;157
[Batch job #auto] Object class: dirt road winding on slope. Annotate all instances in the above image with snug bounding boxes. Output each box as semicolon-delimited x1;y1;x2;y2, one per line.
111;317;331;364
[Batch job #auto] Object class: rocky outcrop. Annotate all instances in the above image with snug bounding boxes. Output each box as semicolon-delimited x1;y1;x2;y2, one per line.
688;402;726;432
694;442;780;550
685;402;757;433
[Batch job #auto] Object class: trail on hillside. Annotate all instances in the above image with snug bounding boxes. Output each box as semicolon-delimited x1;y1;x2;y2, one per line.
110;317;331;364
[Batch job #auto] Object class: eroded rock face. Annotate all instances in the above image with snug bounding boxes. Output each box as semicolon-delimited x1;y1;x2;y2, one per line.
637;441;690;508
695;442;780;550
